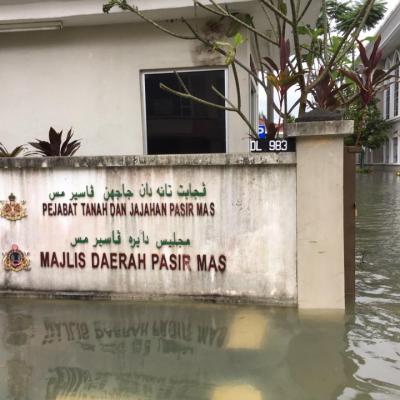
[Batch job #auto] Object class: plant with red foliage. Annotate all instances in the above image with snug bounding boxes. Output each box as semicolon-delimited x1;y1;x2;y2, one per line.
263;35;301;136
0;143;25;157
28;127;81;157
339;35;394;144
311;67;350;111
339;35;387;107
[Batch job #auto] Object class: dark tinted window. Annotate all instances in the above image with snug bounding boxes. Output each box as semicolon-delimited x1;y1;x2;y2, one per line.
145;70;226;154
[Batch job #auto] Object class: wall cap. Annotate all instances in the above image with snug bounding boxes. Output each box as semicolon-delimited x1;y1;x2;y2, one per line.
286;120;354;138
0;152;296;170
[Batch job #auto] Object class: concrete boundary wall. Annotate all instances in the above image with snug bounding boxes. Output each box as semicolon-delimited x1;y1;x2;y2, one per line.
0;153;298;306
0;153;295;169
0;120;354;308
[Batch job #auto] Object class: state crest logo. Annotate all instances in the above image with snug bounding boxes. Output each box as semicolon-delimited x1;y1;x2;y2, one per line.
0;193;27;221
3;244;30;272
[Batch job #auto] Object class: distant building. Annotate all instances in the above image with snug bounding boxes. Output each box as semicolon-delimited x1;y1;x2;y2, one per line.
0;0;318;156
366;4;400;167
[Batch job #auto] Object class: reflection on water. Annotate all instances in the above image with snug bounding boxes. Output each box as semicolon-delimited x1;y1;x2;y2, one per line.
0;301;348;400
0;171;399;399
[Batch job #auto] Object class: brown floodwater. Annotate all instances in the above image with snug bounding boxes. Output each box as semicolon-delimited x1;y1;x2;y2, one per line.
0;171;399;399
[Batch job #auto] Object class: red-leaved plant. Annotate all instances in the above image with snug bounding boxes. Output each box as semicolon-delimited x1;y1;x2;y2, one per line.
311;67;350;111
263;35;301;136
28;127;81;157
339;35;392;145
340;35;386;106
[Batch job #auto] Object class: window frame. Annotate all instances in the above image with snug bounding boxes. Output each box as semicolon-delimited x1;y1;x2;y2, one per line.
393;136;398;164
249;78;258;132
385;139;390;164
394;52;400;117
141;67;229;155
385;58;392;120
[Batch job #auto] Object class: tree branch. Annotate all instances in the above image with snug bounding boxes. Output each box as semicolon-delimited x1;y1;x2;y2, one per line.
289;0;307;115
194;0;279;46
261;4;279;42
259;0;293;26
104;1;197;40
160;84;235;112
232;63;242;110
297;0;313;22
211;85;258;138
288;97;301;114
181;18;270;93
159;72;258;139
307;0;376;92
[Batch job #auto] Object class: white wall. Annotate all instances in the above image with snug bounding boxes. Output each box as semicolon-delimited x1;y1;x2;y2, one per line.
0;0;256;26
0;21;251;155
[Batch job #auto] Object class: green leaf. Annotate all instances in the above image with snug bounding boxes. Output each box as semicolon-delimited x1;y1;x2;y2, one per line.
226;13;253;37
297;25;310;35
281;74;301;88
306;52;314;68
330;36;342;53
278;0;287;15
267;74;279;89
233;32;244;47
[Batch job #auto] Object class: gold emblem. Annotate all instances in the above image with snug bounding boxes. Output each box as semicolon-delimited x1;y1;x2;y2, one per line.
0;193;27;221
3;244;30;272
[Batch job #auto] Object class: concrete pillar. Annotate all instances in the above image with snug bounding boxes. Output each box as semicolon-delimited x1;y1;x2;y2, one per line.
343;146;359;301
287;120;354;309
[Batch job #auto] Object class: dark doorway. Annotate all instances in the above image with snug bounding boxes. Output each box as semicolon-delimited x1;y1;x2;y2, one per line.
144;70;226;154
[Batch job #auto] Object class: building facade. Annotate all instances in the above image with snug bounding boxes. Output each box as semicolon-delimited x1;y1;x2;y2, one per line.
366;4;400;167
0;0;318;156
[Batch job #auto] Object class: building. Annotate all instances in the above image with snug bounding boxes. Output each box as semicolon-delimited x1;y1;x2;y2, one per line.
366;3;400;167
0;0;318;156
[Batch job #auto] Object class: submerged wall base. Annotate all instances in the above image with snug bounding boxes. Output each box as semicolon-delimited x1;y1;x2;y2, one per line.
0;289;296;306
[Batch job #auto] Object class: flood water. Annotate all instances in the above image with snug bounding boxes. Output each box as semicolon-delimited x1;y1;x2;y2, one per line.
0;171;399;400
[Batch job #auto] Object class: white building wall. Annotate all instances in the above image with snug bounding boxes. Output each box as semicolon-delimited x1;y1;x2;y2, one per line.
370;52;400;166
0;21;251;155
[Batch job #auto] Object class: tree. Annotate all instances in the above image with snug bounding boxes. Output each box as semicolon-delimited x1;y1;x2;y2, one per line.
103;0;395;139
324;0;387;34
345;99;391;149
